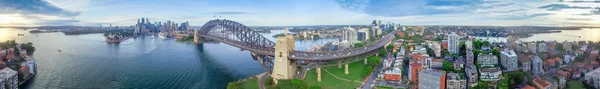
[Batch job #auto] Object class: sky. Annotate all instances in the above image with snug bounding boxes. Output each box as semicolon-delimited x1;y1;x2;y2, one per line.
0;0;599;27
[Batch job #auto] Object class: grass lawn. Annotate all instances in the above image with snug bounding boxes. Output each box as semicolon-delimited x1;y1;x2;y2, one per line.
240;77;259;89
566;80;585;89
303;59;377;89
374;86;394;89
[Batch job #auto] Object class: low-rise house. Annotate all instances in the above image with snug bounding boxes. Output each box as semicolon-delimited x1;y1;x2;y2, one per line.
453;57;465;70
384;68;402;81
533;77;551;89
553;57;563;66
479;67;502;81
573;71;581;78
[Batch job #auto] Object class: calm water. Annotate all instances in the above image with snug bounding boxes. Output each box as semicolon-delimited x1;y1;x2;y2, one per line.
475;28;600;42
0;28;336;89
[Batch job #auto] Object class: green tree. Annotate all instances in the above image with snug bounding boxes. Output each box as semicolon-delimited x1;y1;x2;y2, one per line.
264;76;274;86
426;47;436;58
387;44;394;50
276;79;308;89
308;85;321;89
442;60;455;72
354;43;363;48
20;43;36;55
492;48;501;58
379;49;387;57
226;82;242;89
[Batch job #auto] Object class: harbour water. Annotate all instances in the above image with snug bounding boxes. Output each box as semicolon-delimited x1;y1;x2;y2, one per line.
475;28;600;42
0;28;336;89
0;28;597;88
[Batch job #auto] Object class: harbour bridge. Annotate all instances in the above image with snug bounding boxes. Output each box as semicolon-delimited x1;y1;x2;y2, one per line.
194;19;395;81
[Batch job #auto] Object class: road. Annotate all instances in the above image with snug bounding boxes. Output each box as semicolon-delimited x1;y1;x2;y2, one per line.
360;51;409;89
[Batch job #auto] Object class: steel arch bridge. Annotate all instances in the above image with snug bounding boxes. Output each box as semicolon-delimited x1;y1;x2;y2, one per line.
195;19;395;72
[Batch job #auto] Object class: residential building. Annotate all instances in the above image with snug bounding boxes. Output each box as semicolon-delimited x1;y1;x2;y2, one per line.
465;65;479;87
500;50;519;71
453;58;465;70
553;57;563;66
529;42;537;54
477;53;498;67
563;42;572;52
538;43;547;52
448;33;459;54
479;67;502;81
409;62;423;82
585;67;600;88
0;68;17;89
419;70;446;89
533;77;551;89
429;42;442;57
465;40;473;51
446;73;467;89
518;55;531;71
466;51;474;65
357;31;366;41
532;56;544;75
384;68;401;81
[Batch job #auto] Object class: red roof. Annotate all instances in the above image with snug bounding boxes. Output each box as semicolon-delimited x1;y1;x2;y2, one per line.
442;42;448;49
19;65;29;71
534;78;551;88
585;64;594;69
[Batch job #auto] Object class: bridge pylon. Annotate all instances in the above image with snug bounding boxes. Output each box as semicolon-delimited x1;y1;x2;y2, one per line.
194;29;203;43
272;28;296;84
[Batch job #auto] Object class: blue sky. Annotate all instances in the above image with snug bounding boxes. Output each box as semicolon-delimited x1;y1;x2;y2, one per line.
0;0;599;26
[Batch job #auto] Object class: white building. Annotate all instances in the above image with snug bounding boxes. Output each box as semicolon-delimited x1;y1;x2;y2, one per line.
339;40;351;49
529;42;537;54
532;56;544;75
465;40;473;51
585;68;600;88
429;42;442;57
448;33;460;54
477;53;498;67
500;50;519;72
0;68;18;89
348;27;358;45
479;67;502;81
538;43;547;53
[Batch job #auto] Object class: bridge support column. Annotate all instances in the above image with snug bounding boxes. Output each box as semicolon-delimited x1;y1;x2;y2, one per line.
194;29;202;43
317;65;321;82
345;63;349;75
364;58;368;65
338;61;342;68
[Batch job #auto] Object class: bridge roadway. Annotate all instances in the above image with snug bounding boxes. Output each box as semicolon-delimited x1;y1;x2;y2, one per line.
199;32;395;61
288;32;395;60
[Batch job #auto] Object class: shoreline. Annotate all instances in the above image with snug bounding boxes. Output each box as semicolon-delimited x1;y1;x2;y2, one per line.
19;64;37;86
106;37;132;43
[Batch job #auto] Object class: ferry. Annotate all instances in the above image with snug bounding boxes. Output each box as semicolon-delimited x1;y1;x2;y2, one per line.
17;34;25;36
158;32;169;39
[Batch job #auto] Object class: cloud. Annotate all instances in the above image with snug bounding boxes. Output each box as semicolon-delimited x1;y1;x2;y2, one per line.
211;12;249;15
566;18;592;21
0;0;80;17
539;4;592;11
334;0;522;17
502;13;554;20
477;9;527;13
576;7;600;15
483;2;516;9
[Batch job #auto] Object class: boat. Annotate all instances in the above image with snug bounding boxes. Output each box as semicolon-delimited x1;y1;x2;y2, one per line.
57;49;62;52
17;34;24;36
158;32;169;39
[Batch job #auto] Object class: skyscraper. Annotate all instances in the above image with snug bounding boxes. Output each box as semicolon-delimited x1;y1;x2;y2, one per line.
448;33;459;54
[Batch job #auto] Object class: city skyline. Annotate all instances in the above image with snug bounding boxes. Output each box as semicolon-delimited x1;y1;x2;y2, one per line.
1;0;600;27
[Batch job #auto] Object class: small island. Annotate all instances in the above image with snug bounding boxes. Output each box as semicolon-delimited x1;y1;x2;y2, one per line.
0;40;37;87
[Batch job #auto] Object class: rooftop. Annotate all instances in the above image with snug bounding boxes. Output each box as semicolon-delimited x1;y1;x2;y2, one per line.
533;77;551;88
0;68;17;79
586;67;600;78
